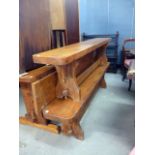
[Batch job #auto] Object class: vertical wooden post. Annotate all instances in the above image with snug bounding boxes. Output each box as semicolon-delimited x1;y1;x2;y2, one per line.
100;76;107;88
71;121;84;140
20;83;36;122
97;45;108;88
56;62;80;102
98;44;108;66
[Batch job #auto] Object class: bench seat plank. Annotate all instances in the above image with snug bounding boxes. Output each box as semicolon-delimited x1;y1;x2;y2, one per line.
33;38;110;65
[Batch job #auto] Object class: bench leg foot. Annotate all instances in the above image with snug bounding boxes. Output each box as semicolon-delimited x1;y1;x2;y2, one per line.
62;123;72;135
100;77;107;88
72;121;84;140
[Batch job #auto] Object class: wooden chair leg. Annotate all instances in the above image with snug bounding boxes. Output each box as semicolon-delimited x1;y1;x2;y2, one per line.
122;67;127;81
100;77;107;88
128;79;132;91
71;121;84;140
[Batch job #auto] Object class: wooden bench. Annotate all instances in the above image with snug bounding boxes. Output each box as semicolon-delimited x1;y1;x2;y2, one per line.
20;38;111;140
19;65;55;121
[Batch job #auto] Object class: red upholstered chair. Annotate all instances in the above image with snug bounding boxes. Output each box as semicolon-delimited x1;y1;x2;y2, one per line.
129;147;135;155
122;38;135;91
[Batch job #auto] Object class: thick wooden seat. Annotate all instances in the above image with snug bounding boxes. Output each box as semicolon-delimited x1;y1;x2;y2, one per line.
43;64;109;122
43;99;80;121
19;65;55;83
33;38;110;65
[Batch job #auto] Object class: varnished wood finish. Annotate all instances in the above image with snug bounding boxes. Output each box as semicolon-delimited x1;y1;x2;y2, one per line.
19;0;51;71
32;73;57;124
19;65;55;121
77;59;100;85
20;61;106;123
72;121;84;140
33;38;110;102
19;65;55;83
20;38;111;140
64;0;80;44
49;0;66;30
33;38;110;65
20;117;60;134
19;0;80;71
43;64;109;121
100;77;107;88
56;62;80;102
43;64;109;139
20;83;36;121
33;39;110;139
76;52;96;76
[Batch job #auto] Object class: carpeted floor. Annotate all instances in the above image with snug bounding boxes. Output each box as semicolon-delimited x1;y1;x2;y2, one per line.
19;73;135;155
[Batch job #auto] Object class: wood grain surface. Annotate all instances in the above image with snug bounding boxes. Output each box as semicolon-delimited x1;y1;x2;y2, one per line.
33;38;111;65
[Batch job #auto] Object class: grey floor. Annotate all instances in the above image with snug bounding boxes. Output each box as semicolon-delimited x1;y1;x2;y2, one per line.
19;73;135;155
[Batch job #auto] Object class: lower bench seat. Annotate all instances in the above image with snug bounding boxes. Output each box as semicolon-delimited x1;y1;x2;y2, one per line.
20;62;109;140
43;99;80;121
43;64;109;123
